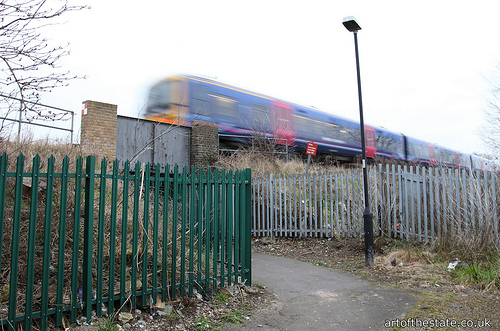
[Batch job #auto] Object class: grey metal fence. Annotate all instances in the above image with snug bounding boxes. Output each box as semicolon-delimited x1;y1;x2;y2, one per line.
252;164;499;244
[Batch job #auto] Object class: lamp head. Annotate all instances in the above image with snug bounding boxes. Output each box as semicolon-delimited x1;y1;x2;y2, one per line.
343;16;361;32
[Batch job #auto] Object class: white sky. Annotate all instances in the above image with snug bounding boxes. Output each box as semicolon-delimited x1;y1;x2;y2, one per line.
39;0;500;155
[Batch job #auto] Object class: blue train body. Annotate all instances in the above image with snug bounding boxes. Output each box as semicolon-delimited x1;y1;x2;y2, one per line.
145;74;491;172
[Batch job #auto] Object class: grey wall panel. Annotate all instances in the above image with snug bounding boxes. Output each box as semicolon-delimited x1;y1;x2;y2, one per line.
153;125;190;170
116;116;190;172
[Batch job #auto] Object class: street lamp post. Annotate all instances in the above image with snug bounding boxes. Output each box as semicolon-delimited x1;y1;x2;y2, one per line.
343;16;374;266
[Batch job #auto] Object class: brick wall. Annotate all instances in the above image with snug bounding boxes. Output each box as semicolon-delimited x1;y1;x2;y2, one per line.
80;100;117;160
190;121;219;169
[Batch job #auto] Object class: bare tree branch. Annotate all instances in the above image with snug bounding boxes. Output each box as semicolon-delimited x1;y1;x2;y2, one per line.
481;62;500;161
0;0;88;136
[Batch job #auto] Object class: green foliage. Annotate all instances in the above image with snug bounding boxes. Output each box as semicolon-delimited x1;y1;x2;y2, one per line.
97;316;119;331
214;291;229;304
451;260;500;290
222;310;246;324
193;315;212;330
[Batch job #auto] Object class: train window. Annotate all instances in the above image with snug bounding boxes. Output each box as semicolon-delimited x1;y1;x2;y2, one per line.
147;81;170;113
328;119;347;141
209;94;237;117
407;143;415;158
163;79;186;108
252;103;268;122
294;114;357;140
192;83;209;116
250;103;269;126
377;135;398;152
328;120;355;142
377;135;387;150
193;83;207;100
293;115;309;133
312;118;329;136
324;122;338;137
343;127;361;143
414;144;429;160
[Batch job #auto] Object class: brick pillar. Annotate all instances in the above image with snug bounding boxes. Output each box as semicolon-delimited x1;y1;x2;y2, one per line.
80;101;117;160
190;121;219;169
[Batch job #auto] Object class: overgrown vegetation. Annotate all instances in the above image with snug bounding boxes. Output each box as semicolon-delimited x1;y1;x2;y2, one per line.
216;147;336;177
0;138;499;330
219;147;499;275
0;134;83;167
451;260;500;291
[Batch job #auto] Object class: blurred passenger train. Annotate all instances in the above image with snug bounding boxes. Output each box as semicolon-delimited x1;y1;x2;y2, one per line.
144;74;492;172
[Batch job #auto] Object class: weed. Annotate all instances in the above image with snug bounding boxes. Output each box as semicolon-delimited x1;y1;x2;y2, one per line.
97;316;119;331
214;291;229;304
452;260;500;290
313;260;327;267
222;310;246;324
430;279;442;286
193;315;212;330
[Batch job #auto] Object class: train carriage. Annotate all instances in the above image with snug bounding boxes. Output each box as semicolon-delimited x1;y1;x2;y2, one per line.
145;74;491;169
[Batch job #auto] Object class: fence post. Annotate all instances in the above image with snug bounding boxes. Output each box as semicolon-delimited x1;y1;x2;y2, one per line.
70;157;84;322
55;156;70;326
8;154;24;330
0;153;7;273
40;155;55;327
24;154;40;330
82;155;96;322
141;162;151;307
119;161;130;307
131;161;141;307
239;168;252;286
108;159;119;314
96;158;107;316
270;173;274;239
493;171;499;246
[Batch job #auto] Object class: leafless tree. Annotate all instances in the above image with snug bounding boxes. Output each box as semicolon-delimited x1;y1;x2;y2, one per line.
481;63;500;161
0;0;87;137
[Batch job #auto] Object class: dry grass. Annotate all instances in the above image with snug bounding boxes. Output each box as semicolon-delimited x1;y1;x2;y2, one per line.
0;134;83;171
432;172;500;263
215;149;342;177
217;148;499;265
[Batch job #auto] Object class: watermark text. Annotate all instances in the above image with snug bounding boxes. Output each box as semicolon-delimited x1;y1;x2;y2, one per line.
385;318;492;328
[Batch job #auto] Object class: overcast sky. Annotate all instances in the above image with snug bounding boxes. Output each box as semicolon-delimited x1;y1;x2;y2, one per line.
38;0;500;155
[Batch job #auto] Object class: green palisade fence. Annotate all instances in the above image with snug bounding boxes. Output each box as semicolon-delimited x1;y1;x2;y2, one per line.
0;153;252;330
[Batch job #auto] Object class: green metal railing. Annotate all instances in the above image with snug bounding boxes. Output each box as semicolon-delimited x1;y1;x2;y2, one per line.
0;153;252;330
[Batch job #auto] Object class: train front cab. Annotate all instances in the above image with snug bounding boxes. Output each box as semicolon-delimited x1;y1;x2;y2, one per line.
145;76;190;125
